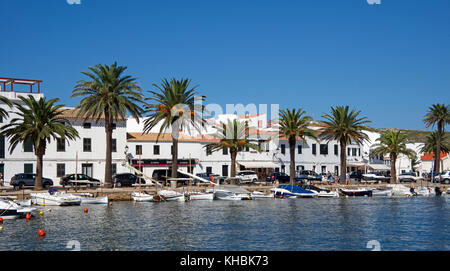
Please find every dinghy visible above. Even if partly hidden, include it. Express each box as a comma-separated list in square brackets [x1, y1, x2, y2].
[250, 191, 273, 199]
[212, 185, 252, 200]
[30, 189, 82, 206]
[414, 187, 432, 196]
[131, 191, 155, 202]
[0, 199, 36, 220]
[273, 185, 318, 198]
[340, 188, 373, 197]
[372, 187, 393, 197]
[157, 190, 187, 201]
[186, 192, 214, 200]
[75, 193, 109, 204]
[387, 184, 413, 197]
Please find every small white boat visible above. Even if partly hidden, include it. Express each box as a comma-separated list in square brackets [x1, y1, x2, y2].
[186, 192, 214, 200]
[131, 192, 155, 202]
[302, 185, 339, 198]
[14, 199, 32, 207]
[0, 199, 36, 220]
[75, 193, 108, 204]
[414, 187, 432, 196]
[340, 188, 373, 197]
[30, 190, 82, 206]
[372, 187, 393, 197]
[212, 185, 252, 200]
[157, 190, 186, 201]
[387, 184, 413, 197]
[250, 191, 273, 199]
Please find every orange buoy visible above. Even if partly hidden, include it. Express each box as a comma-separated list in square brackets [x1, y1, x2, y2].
[0, 217, 3, 224]
[83, 208, 88, 213]
[38, 229, 45, 237]
[26, 213, 31, 221]
[108, 201, 112, 206]
[280, 195, 284, 199]
[133, 201, 137, 205]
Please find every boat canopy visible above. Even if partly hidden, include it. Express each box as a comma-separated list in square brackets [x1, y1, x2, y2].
[278, 185, 315, 194]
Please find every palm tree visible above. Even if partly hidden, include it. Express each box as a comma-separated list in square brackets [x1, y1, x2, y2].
[72, 62, 144, 188]
[143, 78, 205, 179]
[0, 95, 12, 120]
[320, 106, 372, 183]
[423, 104, 450, 173]
[205, 119, 261, 181]
[278, 108, 318, 184]
[371, 131, 416, 184]
[0, 96, 79, 190]
[420, 131, 450, 171]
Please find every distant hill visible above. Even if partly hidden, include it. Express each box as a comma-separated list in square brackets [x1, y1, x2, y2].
[374, 128, 450, 145]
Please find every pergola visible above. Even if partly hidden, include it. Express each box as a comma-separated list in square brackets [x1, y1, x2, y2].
[0, 77, 42, 93]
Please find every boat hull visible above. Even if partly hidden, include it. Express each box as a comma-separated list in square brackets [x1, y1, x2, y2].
[187, 193, 214, 200]
[30, 193, 82, 206]
[81, 196, 108, 204]
[340, 189, 373, 197]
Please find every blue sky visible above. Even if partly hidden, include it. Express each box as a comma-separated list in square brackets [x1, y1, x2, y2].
[1, 0, 449, 130]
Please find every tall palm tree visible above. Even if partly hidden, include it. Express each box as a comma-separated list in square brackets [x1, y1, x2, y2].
[320, 106, 372, 183]
[205, 119, 261, 181]
[0, 96, 79, 190]
[143, 78, 205, 179]
[72, 62, 144, 188]
[278, 108, 318, 184]
[371, 131, 416, 184]
[420, 131, 449, 171]
[0, 95, 12, 120]
[423, 104, 450, 173]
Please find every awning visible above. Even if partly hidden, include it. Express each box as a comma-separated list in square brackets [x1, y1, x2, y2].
[368, 164, 390, 170]
[347, 162, 366, 167]
[238, 161, 278, 168]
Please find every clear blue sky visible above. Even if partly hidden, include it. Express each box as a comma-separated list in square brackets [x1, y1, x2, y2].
[1, 0, 449, 130]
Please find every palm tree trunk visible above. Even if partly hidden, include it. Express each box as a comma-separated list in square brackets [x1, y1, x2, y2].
[390, 153, 397, 184]
[289, 137, 296, 185]
[340, 140, 347, 184]
[34, 141, 46, 191]
[435, 122, 442, 173]
[104, 115, 113, 188]
[171, 137, 178, 178]
[230, 149, 237, 180]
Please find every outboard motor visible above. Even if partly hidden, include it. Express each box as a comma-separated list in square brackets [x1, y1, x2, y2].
[410, 187, 417, 196]
[48, 187, 58, 195]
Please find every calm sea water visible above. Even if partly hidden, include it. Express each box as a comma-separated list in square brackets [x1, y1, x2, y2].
[0, 197, 448, 251]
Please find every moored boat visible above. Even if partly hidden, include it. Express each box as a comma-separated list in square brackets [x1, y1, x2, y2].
[131, 191, 155, 202]
[302, 185, 339, 198]
[372, 187, 393, 197]
[75, 193, 109, 204]
[250, 191, 273, 199]
[387, 184, 413, 197]
[340, 188, 373, 197]
[0, 199, 36, 220]
[30, 189, 82, 206]
[273, 185, 318, 198]
[211, 185, 252, 200]
[186, 192, 214, 200]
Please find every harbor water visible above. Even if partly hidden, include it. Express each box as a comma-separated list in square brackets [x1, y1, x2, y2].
[0, 197, 448, 251]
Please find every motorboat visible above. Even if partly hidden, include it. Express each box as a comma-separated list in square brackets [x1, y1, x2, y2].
[211, 185, 252, 200]
[75, 193, 109, 204]
[340, 188, 373, 197]
[302, 185, 339, 198]
[15, 199, 32, 207]
[414, 187, 432, 196]
[131, 191, 156, 202]
[372, 186, 393, 197]
[387, 184, 413, 197]
[0, 199, 36, 220]
[186, 192, 214, 200]
[30, 189, 82, 206]
[273, 185, 318, 198]
[250, 191, 273, 199]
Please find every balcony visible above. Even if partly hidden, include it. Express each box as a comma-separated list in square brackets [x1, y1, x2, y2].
[0, 77, 44, 100]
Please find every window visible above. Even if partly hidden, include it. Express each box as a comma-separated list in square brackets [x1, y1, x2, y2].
[112, 139, 117, 152]
[352, 148, 357, 156]
[57, 138, 65, 152]
[358, 148, 361, 157]
[297, 145, 302, 154]
[112, 163, 117, 176]
[83, 138, 92, 152]
[0, 164, 4, 177]
[245, 146, 249, 152]
[320, 144, 328, 155]
[222, 165, 228, 177]
[321, 166, 327, 174]
[83, 123, 91, 129]
[136, 145, 142, 155]
[153, 145, 160, 155]
[335, 166, 339, 173]
[24, 138, 33, 152]
[281, 165, 285, 173]
[281, 144, 286, 155]
[312, 144, 317, 155]
[112, 123, 116, 130]
[0, 136, 4, 159]
[347, 148, 351, 156]
[82, 164, 93, 177]
[334, 144, 338, 156]
[57, 164, 65, 177]
[206, 167, 212, 174]
[296, 165, 304, 171]
[24, 163, 33, 174]
[223, 148, 228, 155]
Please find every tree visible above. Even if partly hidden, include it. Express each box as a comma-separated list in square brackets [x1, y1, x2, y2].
[423, 104, 450, 173]
[0, 96, 79, 190]
[0, 95, 12, 120]
[143, 78, 205, 179]
[371, 131, 416, 184]
[420, 131, 449, 171]
[72, 62, 144, 188]
[205, 119, 261, 181]
[320, 106, 372, 183]
[278, 108, 318, 184]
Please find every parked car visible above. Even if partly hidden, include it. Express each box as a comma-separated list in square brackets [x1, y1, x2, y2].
[397, 172, 423, 183]
[113, 173, 146, 187]
[349, 171, 363, 181]
[11, 173, 53, 190]
[266, 172, 290, 183]
[362, 172, 390, 183]
[152, 169, 191, 186]
[436, 171, 450, 184]
[196, 172, 215, 182]
[296, 170, 322, 182]
[60, 174, 100, 187]
[236, 170, 258, 184]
